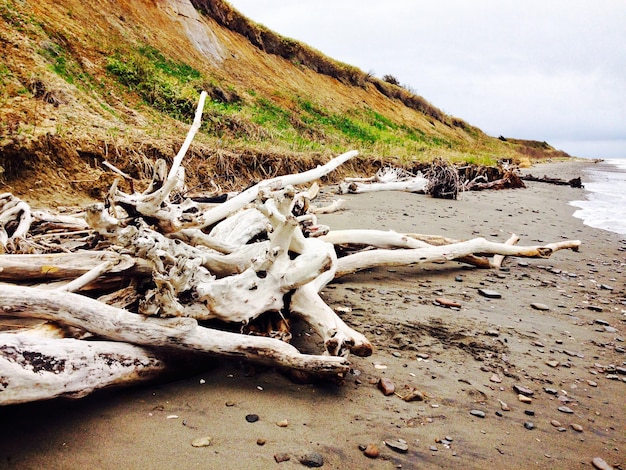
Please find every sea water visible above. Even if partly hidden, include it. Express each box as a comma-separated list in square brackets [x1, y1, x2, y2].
[570, 158, 626, 236]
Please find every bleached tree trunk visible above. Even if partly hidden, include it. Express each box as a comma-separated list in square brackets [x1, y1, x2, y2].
[0, 284, 350, 375]
[335, 237, 581, 277]
[0, 332, 169, 405]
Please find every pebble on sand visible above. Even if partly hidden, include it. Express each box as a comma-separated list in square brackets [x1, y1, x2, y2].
[274, 453, 290, 463]
[363, 443, 380, 459]
[384, 439, 409, 453]
[299, 452, 324, 468]
[531, 302, 550, 311]
[191, 436, 212, 448]
[518, 394, 532, 404]
[378, 377, 395, 396]
[558, 406, 574, 414]
[470, 409, 486, 418]
[545, 360, 560, 368]
[571, 423, 583, 432]
[513, 384, 534, 396]
[435, 297, 462, 308]
[478, 288, 502, 299]
[592, 457, 615, 470]
[524, 422, 535, 430]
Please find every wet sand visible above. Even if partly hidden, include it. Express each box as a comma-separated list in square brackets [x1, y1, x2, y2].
[1, 159, 624, 470]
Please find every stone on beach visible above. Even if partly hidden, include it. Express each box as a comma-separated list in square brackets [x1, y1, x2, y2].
[363, 443, 380, 458]
[592, 457, 615, 470]
[378, 377, 395, 396]
[478, 288, 502, 299]
[384, 439, 409, 453]
[530, 302, 550, 311]
[434, 297, 462, 308]
[299, 452, 324, 467]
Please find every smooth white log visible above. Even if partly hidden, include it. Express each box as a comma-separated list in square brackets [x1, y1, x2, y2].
[338, 177, 428, 194]
[0, 284, 350, 374]
[320, 230, 432, 249]
[0, 252, 144, 282]
[335, 237, 581, 277]
[0, 332, 168, 405]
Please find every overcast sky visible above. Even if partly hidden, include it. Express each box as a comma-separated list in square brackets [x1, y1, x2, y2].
[227, 0, 626, 159]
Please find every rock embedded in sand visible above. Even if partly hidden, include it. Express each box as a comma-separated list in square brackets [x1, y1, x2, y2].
[245, 414, 259, 423]
[299, 452, 324, 467]
[558, 406, 574, 414]
[378, 377, 395, 396]
[490, 373, 502, 383]
[478, 288, 502, 299]
[190, 436, 212, 447]
[363, 443, 380, 459]
[470, 409, 486, 418]
[274, 453, 290, 463]
[524, 422, 535, 430]
[518, 394, 532, 404]
[498, 399, 510, 411]
[571, 423, 583, 432]
[546, 360, 560, 368]
[531, 302, 550, 311]
[592, 457, 614, 470]
[551, 419, 562, 427]
[513, 385, 534, 396]
[276, 419, 289, 427]
[434, 297, 462, 308]
[384, 439, 409, 453]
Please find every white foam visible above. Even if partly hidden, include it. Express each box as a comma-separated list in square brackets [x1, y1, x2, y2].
[570, 158, 626, 236]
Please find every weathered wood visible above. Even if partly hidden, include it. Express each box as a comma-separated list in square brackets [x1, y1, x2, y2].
[521, 174, 583, 188]
[334, 237, 581, 277]
[0, 193, 32, 247]
[0, 252, 146, 282]
[0, 284, 350, 375]
[0, 331, 169, 405]
[339, 178, 428, 194]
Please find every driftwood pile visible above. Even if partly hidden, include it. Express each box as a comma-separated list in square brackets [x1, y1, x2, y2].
[0, 92, 582, 405]
[338, 158, 526, 198]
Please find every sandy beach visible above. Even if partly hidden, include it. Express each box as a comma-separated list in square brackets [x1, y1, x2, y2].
[0, 159, 624, 470]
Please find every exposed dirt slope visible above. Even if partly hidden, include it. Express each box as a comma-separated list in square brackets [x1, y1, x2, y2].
[0, 0, 571, 205]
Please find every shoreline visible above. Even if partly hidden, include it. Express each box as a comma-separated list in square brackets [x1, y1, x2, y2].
[1, 159, 624, 470]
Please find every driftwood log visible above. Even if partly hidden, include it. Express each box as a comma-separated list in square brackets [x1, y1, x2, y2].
[0, 92, 582, 404]
[521, 174, 583, 188]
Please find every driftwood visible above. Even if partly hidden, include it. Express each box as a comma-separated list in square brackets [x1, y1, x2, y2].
[521, 174, 583, 188]
[338, 166, 428, 194]
[425, 158, 460, 199]
[0, 92, 582, 404]
[465, 169, 526, 191]
[338, 161, 527, 197]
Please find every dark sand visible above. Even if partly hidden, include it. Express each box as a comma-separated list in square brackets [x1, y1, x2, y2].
[1, 159, 624, 470]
